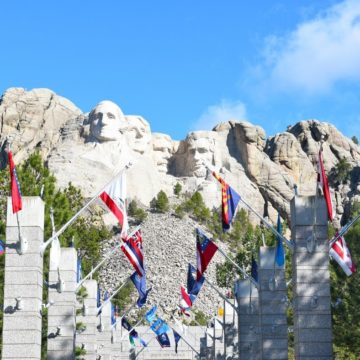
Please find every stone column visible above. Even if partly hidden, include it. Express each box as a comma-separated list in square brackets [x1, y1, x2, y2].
[75, 279, 98, 359]
[258, 246, 288, 360]
[47, 247, 77, 360]
[223, 299, 238, 359]
[235, 279, 260, 360]
[2, 197, 44, 360]
[291, 196, 333, 359]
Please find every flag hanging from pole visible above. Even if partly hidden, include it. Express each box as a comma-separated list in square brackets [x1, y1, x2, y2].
[111, 302, 116, 326]
[145, 306, 158, 324]
[130, 271, 151, 308]
[121, 237, 145, 277]
[196, 228, 218, 280]
[251, 255, 258, 283]
[317, 149, 333, 221]
[76, 256, 82, 283]
[157, 332, 171, 348]
[8, 151, 22, 213]
[212, 172, 241, 231]
[100, 172, 129, 237]
[330, 234, 356, 276]
[0, 240, 5, 256]
[173, 329, 181, 353]
[275, 214, 285, 266]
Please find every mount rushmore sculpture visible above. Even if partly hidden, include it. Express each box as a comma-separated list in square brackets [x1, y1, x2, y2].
[1, 87, 360, 226]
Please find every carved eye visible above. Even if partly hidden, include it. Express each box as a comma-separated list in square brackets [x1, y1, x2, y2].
[107, 112, 115, 119]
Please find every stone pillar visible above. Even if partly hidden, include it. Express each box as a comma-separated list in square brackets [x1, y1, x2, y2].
[291, 196, 333, 359]
[75, 279, 98, 359]
[47, 247, 77, 360]
[235, 279, 260, 360]
[258, 246, 288, 360]
[2, 197, 44, 360]
[223, 299, 238, 359]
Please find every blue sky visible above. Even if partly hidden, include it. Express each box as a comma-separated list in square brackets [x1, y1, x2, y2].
[1, 0, 360, 140]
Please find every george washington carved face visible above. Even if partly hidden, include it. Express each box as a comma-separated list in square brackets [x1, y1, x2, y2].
[89, 101, 126, 142]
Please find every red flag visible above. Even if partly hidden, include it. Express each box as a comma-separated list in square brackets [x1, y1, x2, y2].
[317, 150, 333, 221]
[196, 229, 218, 280]
[330, 234, 356, 276]
[100, 172, 128, 237]
[8, 151, 22, 213]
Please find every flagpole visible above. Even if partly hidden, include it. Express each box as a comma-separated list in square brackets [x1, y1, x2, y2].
[169, 322, 200, 356]
[134, 334, 156, 359]
[329, 212, 360, 247]
[205, 163, 293, 250]
[216, 246, 259, 289]
[97, 277, 130, 314]
[40, 161, 133, 256]
[76, 226, 140, 291]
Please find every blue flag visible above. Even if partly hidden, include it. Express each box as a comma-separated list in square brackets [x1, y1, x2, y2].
[130, 271, 151, 308]
[186, 263, 195, 293]
[275, 214, 285, 266]
[188, 264, 205, 303]
[111, 302, 116, 326]
[251, 255, 258, 283]
[121, 317, 132, 331]
[97, 286, 101, 309]
[145, 305, 157, 324]
[151, 318, 170, 336]
[173, 329, 181, 353]
[156, 332, 171, 348]
[76, 257, 82, 283]
[0, 240, 5, 256]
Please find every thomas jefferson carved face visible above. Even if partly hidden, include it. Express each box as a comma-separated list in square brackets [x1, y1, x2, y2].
[89, 101, 126, 142]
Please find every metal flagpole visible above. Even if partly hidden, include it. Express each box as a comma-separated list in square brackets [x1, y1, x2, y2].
[329, 212, 360, 247]
[97, 277, 131, 314]
[76, 226, 140, 291]
[40, 161, 133, 256]
[204, 163, 293, 250]
[216, 246, 259, 288]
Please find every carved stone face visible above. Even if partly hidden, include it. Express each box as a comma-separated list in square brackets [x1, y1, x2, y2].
[124, 115, 152, 155]
[186, 132, 216, 177]
[89, 101, 126, 142]
[152, 133, 173, 173]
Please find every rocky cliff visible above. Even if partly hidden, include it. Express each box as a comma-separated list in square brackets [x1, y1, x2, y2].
[1, 87, 359, 228]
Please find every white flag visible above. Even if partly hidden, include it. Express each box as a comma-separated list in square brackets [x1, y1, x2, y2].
[330, 235, 356, 276]
[100, 172, 129, 237]
[50, 237, 61, 270]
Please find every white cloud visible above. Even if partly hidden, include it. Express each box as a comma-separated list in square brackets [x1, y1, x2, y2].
[193, 99, 247, 131]
[261, 0, 360, 93]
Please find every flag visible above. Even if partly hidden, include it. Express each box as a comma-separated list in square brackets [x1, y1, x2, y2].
[196, 228, 218, 280]
[130, 329, 147, 347]
[50, 237, 61, 270]
[330, 234, 356, 276]
[275, 214, 285, 266]
[8, 151, 22, 213]
[151, 318, 170, 336]
[0, 240, 5, 255]
[100, 172, 129, 237]
[156, 332, 171, 348]
[121, 237, 145, 277]
[97, 286, 101, 309]
[186, 263, 195, 293]
[111, 302, 116, 326]
[130, 228, 142, 248]
[145, 306, 158, 324]
[173, 329, 181, 353]
[76, 256, 82, 283]
[122, 317, 132, 331]
[130, 271, 151, 308]
[251, 255, 258, 283]
[212, 172, 241, 231]
[317, 150, 333, 221]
